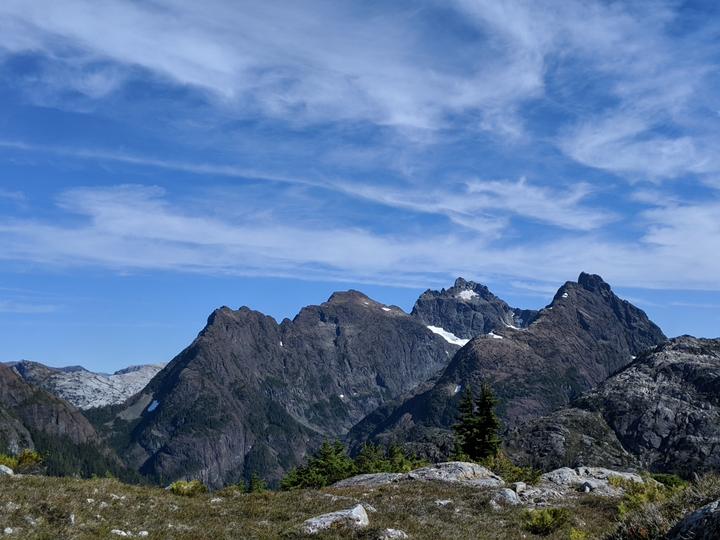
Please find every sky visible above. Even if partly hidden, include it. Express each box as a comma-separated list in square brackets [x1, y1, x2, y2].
[1, 0, 720, 373]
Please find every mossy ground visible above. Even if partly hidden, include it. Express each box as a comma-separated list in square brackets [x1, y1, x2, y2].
[0, 475, 622, 539]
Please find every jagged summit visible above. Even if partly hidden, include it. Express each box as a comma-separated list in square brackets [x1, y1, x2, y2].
[411, 277, 537, 339]
[345, 272, 666, 455]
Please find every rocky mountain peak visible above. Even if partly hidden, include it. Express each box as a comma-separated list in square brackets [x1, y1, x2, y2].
[346, 273, 667, 454]
[577, 272, 612, 295]
[411, 277, 537, 339]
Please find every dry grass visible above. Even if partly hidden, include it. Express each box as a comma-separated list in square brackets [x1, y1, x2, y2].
[0, 474, 644, 539]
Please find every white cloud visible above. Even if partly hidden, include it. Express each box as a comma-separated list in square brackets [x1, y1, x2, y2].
[0, 184, 718, 291]
[338, 177, 614, 232]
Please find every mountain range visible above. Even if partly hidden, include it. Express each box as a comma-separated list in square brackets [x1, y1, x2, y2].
[3, 272, 718, 489]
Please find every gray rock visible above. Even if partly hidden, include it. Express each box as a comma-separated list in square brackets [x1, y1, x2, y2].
[377, 529, 408, 539]
[332, 462, 503, 489]
[0, 464, 13, 475]
[301, 504, 369, 534]
[404, 462, 503, 486]
[512, 482, 526, 493]
[578, 480, 599, 492]
[665, 499, 720, 540]
[541, 467, 641, 487]
[493, 488, 521, 505]
[333, 473, 403, 488]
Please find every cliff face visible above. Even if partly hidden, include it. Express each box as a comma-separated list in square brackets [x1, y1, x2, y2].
[108, 290, 466, 488]
[0, 362, 99, 450]
[504, 336, 720, 476]
[345, 273, 666, 452]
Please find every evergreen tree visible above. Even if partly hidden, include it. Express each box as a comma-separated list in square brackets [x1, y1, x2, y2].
[451, 382, 501, 461]
[246, 471, 267, 493]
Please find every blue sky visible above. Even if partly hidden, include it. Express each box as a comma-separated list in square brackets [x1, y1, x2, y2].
[1, 0, 720, 373]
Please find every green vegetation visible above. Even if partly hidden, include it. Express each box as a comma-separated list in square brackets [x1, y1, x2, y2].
[169, 479, 208, 496]
[0, 448, 44, 473]
[452, 382, 501, 462]
[246, 471, 268, 493]
[604, 473, 720, 540]
[451, 382, 543, 484]
[479, 450, 543, 485]
[0, 468, 718, 539]
[279, 438, 425, 490]
[521, 507, 569, 535]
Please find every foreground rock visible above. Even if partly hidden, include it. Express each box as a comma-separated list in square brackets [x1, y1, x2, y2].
[301, 504, 369, 534]
[333, 462, 503, 488]
[665, 499, 720, 540]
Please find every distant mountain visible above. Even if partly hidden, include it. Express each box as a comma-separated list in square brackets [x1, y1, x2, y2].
[505, 335, 720, 476]
[0, 361, 140, 480]
[10, 361, 166, 410]
[345, 273, 666, 455]
[98, 290, 484, 488]
[411, 277, 538, 340]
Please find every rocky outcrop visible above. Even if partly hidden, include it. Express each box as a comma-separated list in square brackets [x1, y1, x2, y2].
[301, 504, 369, 534]
[411, 277, 537, 340]
[10, 361, 166, 410]
[332, 461, 503, 488]
[104, 290, 473, 488]
[504, 336, 720, 476]
[665, 499, 720, 540]
[503, 408, 641, 472]
[346, 273, 666, 453]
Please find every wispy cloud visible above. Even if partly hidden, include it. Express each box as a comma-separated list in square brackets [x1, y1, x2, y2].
[0, 184, 718, 291]
[0, 300, 58, 313]
[337, 177, 614, 232]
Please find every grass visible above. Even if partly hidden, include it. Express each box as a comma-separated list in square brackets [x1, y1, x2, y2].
[0, 473, 718, 539]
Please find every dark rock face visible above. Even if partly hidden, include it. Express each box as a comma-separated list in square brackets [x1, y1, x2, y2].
[502, 409, 641, 472]
[345, 273, 666, 453]
[109, 290, 464, 488]
[572, 336, 720, 475]
[501, 336, 720, 476]
[411, 277, 537, 339]
[0, 362, 100, 453]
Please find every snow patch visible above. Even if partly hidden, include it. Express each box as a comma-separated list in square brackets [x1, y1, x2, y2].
[339, 394, 344, 398]
[382, 307, 391, 312]
[147, 400, 159, 412]
[280, 341, 283, 347]
[562, 292, 568, 298]
[488, 332, 503, 339]
[454, 385, 462, 394]
[458, 290, 478, 301]
[427, 326, 470, 347]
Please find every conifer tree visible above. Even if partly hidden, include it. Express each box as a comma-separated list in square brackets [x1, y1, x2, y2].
[246, 471, 267, 493]
[451, 381, 501, 461]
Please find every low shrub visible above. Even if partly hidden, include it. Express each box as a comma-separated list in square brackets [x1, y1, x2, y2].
[480, 451, 543, 485]
[169, 479, 208, 496]
[0, 449, 44, 474]
[521, 507, 569, 535]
